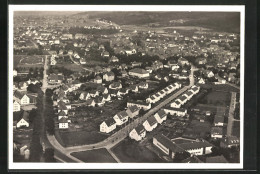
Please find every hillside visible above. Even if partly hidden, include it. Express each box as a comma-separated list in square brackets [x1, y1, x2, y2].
[75, 11, 240, 33]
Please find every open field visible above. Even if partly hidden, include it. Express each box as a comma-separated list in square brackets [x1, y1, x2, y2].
[200, 84, 240, 93]
[56, 63, 84, 72]
[56, 130, 108, 147]
[20, 55, 44, 65]
[183, 120, 211, 139]
[112, 138, 164, 163]
[71, 149, 117, 163]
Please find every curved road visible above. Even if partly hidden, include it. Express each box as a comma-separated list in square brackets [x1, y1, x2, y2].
[46, 65, 197, 162]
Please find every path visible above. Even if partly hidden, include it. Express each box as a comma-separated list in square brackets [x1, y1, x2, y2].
[227, 92, 237, 136]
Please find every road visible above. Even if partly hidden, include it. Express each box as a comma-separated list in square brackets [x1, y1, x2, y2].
[46, 65, 197, 162]
[227, 92, 237, 136]
[41, 56, 49, 93]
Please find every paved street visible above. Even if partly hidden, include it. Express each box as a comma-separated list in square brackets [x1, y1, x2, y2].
[227, 92, 237, 136]
[46, 65, 196, 162]
[41, 55, 49, 93]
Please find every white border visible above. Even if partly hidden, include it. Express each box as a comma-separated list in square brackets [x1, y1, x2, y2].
[8, 5, 245, 170]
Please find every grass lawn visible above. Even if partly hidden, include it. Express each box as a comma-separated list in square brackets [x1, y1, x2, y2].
[56, 130, 108, 147]
[20, 55, 44, 65]
[112, 138, 164, 163]
[232, 121, 240, 138]
[183, 120, 211, 139]
[71, 149, 117, 163]
[56, 63, 84, 72]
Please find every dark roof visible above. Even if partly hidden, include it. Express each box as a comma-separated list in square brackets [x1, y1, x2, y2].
[117, 111, 129, 119]
[59, 117, 68, 123]
[221, 136, 239, 145]
[105, 118, 116, 126]
[180, 141, 213, 150]
[128, 101, 150, 107]
[157, 109, 166, 118]
[129, 68, 149, 74]
[147, 116, 157, 126]
[135, 124, 146, 135]
[164, 106, 186, 112]
[206, 155, 228, 163]
[14, 91, 26, 99]
[211, 127, 223, 134]
[179, 95, 187, 101]
[128, 105, 139, 113]
[86, 99, 95, 105]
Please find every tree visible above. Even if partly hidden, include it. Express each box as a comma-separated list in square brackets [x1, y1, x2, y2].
[173, 151, 190, 163]
[29, 109, 37, 124]
[44, 148, 56, 162]
[27, 83, 41, 93]
[29, 134, 43, 162]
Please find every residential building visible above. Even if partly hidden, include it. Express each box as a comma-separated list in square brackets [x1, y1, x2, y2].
[127, 101, 151, 111]
[129, 125, 146, 141]
[154, 110, 167, 124]
[143, 115, 158, 132]
[13, 110, 29, 128]
[164, 107, 187, 117]
[220, 136, 240, 148]
[211, 127, 223, 139]
[129, 68, 150, 78]
[100, 118, 117, 133]
[113, 111, 129, 126]
[13, 100, 21, 112]
[13, 91, 30, 105]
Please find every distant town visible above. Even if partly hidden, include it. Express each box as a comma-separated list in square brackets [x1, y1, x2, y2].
[12, 11, 240, 164]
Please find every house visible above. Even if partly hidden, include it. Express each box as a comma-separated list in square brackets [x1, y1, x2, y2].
[176, 95, 188, 105]
[220, 136, 240, 148]
[143, 115, 158, 132]
[109, 82, 122, 90]
[154, 110, 167, 124]
[13, 70, 18, 77]
[170, 100, 181, 108]
[95, 96, 105, 106]
[79, 92, 91, 100]
[153, 135, 213, 159]
[102, 51, 110, 57]
[129, 68, 150, 78]
[129, 125, 146, 141]
[121, 70, 128, 77]
[13, 100, 21, 112]
[196, 57, 207, 65]
[13, 110, 29, 128]
[97, 86, 108, 94]
[214, 116, 224, 126]
[190, 86, 200, 94]
[126, 105, 140, 118]
[86, 99, 96, 107]
[80, 58, 87, 64]
[13, 91, 30, 105]
[127, 101, 151, 111]
[100, 118, 117, 133]
[58, 101, 68, 114]
[48, 74, 64, 85]
[211, 127, 223, 139]
[178, 57, 189, 66]
[125, 48, 136, 55]
[205, 155, 228, 163]
[103, 72, 115, 81]
[58, 111, 68, 120]
[94, 76, 102, 84]
[20, 145, 30, 160]
[118, 88, 128, 96]
[228, 73, 236, 82]
[113, 111, 129, 125]
[164, 107, 187, 117]
[198, 78, 206, 84]
[183, 91, 194, 100]
[103, 94, 111, 102]
[128, 85, 138, 93]
[138, 82, 149, 89]
[146, 95, 160, 104]
[204, 70, 214, 78]
[59, 117, 69, 129]
[110, 56, 119, 62]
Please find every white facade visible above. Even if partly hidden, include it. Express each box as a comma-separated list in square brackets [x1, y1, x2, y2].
[129, 129, 146, 141]
[59, 122, 68, 129]
[13, 100, 21, 112]
[16, 118, 29, 128]
[100, 121, 116, 133]
[113, 115, 128, 126]
[143, 120, 157, 132]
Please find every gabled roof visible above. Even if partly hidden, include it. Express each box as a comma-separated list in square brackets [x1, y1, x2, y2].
[58, 111, 67, 117]
[206, 155, 228, 163]
[14, 91, 26, 99]
[147, 115, 157, 126]
[128, 105, 139, 113]
[211, 127, 223, 134]
[164, 106, 186, 112]
[153, 134, 184, 153]
[135, 124, 146, 135]
[104, 118, 116, 127]
[157, 109, 166, 118]
[179, 95, 187, 101]
[129, 68, 149, 74]
[86, 99, 95, 105]
[13, 110, 29, 122]
[59, 117, 68, 123]
[116, 111, 129, 120]
[214, 116, 224, 124]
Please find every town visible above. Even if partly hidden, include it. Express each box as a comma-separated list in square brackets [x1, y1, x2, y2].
[12, 11, 240, 163]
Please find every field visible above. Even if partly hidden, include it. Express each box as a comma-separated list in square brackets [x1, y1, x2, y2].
[112, 138, 164, 163]
[56, 130, 108, 147]
[200, 84, 240, 93]
[71, 149, 117, 163]
[183, 120, 211, 139]
[14, 55, 44, 68]
[56, 63, 84, 72]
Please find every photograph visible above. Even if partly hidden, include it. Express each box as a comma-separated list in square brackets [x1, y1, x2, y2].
[8, 5, 245, 170]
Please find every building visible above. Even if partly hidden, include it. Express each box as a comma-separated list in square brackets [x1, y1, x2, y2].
[127, 101, 151, 111]
[154, 110, 167, 124]
[79, 92, 91, 100]
[103, 72, 115, 81]
[178, 57, 189, 66]
[153, 135, 213, 159]
[109, 82, 122, 90]
[59, 117, 69, 129]
[48, 74, 64, 85]
[126, 105, 140, 118]
[13, 110, 29, 128]
[211, 127, 223, 139]
[85, 99, 96, 107]
[164, 107, 187, 117]
[100, 118, 117, 133]
[220, 136, 240, 148]
[143, 115, 158, 132]
[113, 111, 129, 126]
[129, 68, 150, 78]
[170, 100, 182, 108]
[13, 100, 21, 112]
[214, 116, 225, 126]
[13, 91, 30, 105]
[94, 76, 102, 84]
[129, 125, 146, 141]
[138, 82, 149, 89]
